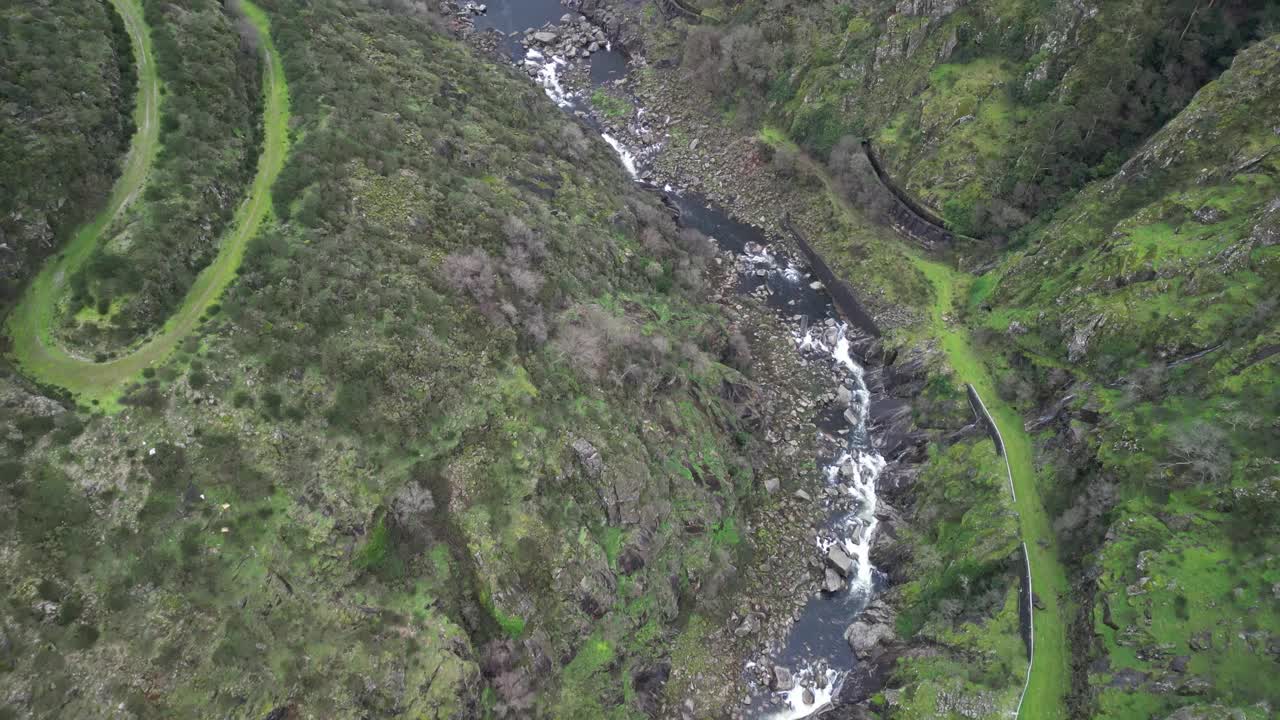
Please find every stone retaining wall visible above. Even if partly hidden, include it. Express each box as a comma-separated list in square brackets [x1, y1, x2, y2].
[782, 215, 882, 338]
[860, 141, 975, 251]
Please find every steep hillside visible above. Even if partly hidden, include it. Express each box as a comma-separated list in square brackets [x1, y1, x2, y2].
[974, 34, 1279, 719]
[0, 0, 136, 305]
[652, 0, 1279, 236]
[590, 1, 1278, 717]
[4, 0, 1277, 718]
[0, 1, 787, 717]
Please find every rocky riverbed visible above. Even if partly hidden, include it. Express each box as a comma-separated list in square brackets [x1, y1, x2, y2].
[459, 3, 944, 716]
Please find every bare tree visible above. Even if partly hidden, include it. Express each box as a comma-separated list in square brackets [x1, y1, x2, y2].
[1162, 420, 1232, 485]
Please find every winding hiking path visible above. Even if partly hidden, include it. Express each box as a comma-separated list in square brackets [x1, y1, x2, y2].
[6, 0, 289, 410]
[759, 129, 1070, 719]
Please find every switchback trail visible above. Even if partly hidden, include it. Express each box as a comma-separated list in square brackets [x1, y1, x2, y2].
[5, 0, 290, 410]
[759, 129, 1070, 719]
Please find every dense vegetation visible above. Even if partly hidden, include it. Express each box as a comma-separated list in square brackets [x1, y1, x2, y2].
[57, 0, 263, 356]
[670, 0, 1280, 236]
[889, 437, 1027, 718]
[973, 35, 1280, 719]
[3, 0, 1277, 717]
[0, 0, 135, 306]
[1, 1, 774, 716]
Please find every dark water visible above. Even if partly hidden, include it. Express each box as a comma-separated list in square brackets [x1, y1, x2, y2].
[590, 47, 627, 84]
[670, 193, 835, 322]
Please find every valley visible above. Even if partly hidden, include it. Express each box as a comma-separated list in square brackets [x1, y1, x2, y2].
[0, 1, 1275, 719]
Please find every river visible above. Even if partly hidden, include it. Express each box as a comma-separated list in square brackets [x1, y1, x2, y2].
[472, 3, 887, 716]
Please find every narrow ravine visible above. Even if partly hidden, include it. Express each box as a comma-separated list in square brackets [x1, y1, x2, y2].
[5, 0, 290, 410]
[476, 3, 891, 715]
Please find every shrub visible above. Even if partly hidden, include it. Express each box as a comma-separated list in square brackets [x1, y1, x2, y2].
[724, 331, 753, 373]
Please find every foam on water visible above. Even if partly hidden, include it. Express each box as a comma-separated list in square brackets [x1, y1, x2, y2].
[737, 246, 886, 719]
[511, 31, 887, 709]
[525, 49, 571, 107]
[601, 133, 639, 178]
[766, 667, 841, 720]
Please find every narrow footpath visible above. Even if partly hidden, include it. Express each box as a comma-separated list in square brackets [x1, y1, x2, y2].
[5, 0, 290, 411]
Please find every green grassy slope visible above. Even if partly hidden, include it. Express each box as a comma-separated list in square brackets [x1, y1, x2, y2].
[915, 258, 1071, 720]
[973, 34, 1280, 719]
[1, 0, 160, 329]
[5, 0, 289, 410]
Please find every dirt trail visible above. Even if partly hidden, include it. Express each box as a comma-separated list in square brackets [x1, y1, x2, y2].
[6, 0, 290, 411]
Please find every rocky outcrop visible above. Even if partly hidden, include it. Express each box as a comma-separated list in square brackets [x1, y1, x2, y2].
[521, 13, 612, 59]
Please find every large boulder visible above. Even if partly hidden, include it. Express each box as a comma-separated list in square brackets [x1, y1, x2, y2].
[844, 620, 894, 659]
[822, 568, 845, 593]
[826, 546, 855, 577]
[772, 665, 795, 692]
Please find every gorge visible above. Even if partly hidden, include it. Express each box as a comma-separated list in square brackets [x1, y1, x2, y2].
[0, 1, 1276, 719]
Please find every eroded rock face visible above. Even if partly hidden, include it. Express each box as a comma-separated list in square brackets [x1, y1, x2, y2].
[389, 482, 435, 542]
[571, 438, 603, 478]
[480, 640, 537, 718]
[575, 551, 617, 619]
[1161, 704, 1247, 720]
[1, 384, 67, 419]
[1066, 314, 1106, 363]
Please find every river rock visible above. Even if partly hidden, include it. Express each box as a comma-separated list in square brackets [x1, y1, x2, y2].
[836, 385, 852, 407]
[532, 31, 558, 44]
[826, 546, 855, 576]
[822, 568, 845, 593]
[802, 688, 815, 705]
[764, 477, 780, 494]
[839, 458, 858, 479]
[844, 620, 894, 659]
[772, 665, 795, 691]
